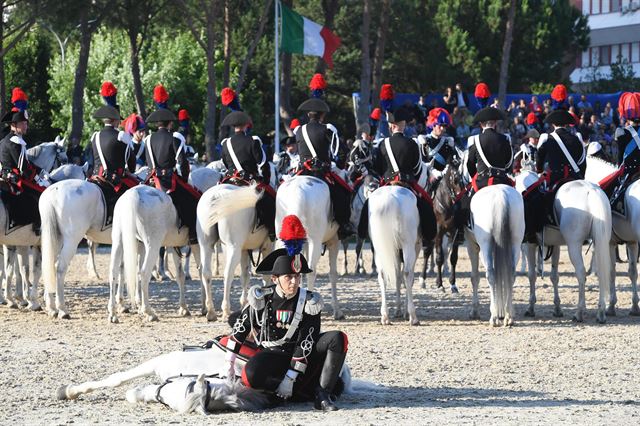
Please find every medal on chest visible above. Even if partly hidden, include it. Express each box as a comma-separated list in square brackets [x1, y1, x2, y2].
[275, 310, 292, 328]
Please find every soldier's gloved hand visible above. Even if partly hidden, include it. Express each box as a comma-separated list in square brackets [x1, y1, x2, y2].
[217, 352, 237, 380]
[276, 369, 298, 399]
[118, 130, 133, 146]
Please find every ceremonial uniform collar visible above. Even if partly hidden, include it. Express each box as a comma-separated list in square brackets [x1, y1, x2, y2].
[9, 134, 26, 146]
[275, 284, 299, 300]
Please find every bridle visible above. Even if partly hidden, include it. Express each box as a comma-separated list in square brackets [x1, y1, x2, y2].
[155, 374, 218, 409]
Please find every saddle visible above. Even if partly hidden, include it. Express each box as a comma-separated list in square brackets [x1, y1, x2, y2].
[471, 170, 514, 193]
[296, 159, 353, 193]
[1, 186, 41, 234]
[221, 171, 276, 199]
[89, 173, 139, 230]
[598, 166, 640, 216]
[382, 173, 433, 207]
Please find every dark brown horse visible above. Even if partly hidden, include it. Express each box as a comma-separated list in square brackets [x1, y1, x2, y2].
[422, 158, 467, 293]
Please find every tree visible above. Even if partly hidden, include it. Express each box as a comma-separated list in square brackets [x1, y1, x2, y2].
[498, 0, 517, 104]
[178, 0, 219, 159]
[356, 0, 371, 128]
[370, 0, 390, 108]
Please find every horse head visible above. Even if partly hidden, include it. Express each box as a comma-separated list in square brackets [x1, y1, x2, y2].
[26, 136, 69, 173]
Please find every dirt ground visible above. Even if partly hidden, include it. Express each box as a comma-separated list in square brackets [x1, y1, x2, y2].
[1, 244, 640, 425]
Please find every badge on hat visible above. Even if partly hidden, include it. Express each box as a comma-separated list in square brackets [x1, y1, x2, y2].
[291, 254, 302, 273]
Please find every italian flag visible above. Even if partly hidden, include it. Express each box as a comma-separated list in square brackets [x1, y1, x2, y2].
[280, 3, 341, 68]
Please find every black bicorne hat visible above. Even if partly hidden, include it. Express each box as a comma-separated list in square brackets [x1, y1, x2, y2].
[387, 106, 413, 124]
[1, 110, 28, 123]
[298, 98, 330, 113]
[473, 107, 506, 123]
[146, 108, 177, 123]
[255, 215, 313, 275]
[544, 109, 575, 126]
[221, 111, 252, 127]
[3, 87, 30, 123]
[93, 105, 122, 120]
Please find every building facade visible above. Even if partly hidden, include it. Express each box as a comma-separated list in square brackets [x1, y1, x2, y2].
[570, 0, 640, 84]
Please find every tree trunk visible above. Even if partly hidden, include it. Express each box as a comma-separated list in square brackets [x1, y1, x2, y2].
[356, 0, 372, 128]
[204, 1, 218, 160]
[218, 0, 231, 141]
[0, 10, 5, 119]
[315, 0, 340, 74]
[498, 0, 517, 106]
[279, 0, 294, 136]
[128, 30, 146, 118]
[70, 14, 93, 145]
[236, 0, 272, 94]
[371, 0, 390, 108]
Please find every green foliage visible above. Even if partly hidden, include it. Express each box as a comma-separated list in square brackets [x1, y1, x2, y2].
[580, 57, 640, 93]
[529, 82, 556, 94]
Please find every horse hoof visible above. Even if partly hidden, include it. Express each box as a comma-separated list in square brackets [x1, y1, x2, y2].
[524, 309, 535, 317]
[118, 306, 130, 314]
[146, 314, 159, 322]
[606, 307, 616, 317]
[185, 275, 192, 281]
[7, 301, 18, 309]
[572, 314, 583, 323]
[334, 312, 346, 320]
[489, 317, 500, 327]
[503, 316, 514, 327]
[596, 312, 607, 324]
[553, 310, 564, 318]
[178, 308, 191, 317]
[28, 302, 42, 312]
[47, 309, 58, 318]
[59, 312, 71, 320]
[109, 315, 119, 324]
[450, 285, 459, 294]
[206, 310, 218, 322]
[410, 319, 420, 326]
[380, 317, 391, 325]
[629, 306, 640, 316]
[56, 385, 70, 400]
[468, 311, 480, 320]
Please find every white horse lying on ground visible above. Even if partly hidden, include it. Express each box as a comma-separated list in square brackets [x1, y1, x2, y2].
[56, 339, 354, 414]
[368, 185, 421, 325]
[465, 184, 525, 326]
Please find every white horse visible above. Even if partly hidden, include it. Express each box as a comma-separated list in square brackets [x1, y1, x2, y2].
[56, 340, 353, 414]
[584, 155, 640, 316]
[515, 171, 612, 323]
[368, 185, 421, 325]
[107, 168, 223, 323]
[465, 185, 525, 326]
[196, 184, 273, 322]
[275, 175, 343, 319]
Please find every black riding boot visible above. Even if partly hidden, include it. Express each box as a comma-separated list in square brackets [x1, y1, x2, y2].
[256, 193, 276, 241]
[416, 197, 436, 244]
[357, 200, 369, 240]
[314, 350, 347, 412]
[329, 182, 355, 240]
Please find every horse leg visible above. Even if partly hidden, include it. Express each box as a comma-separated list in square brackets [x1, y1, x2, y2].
[3, 246, 17, 308]
[138, 241, 161, 322]
[108, 233, 124, 323]
[327, 239, 344, 320]
[184, 246, 192, 281]
[239, 251, 251, 308]
[16, 247, 31, 307]
[125, 384, 162, 405]
[30, 247, 42, 311]
[566, 243, 587, 322]
[157, 247, 171, 281]
[354, 237, 363, 275]
[442, 234, 450, 276]
[467, 241, 481, 320]
[519, 244, 528, 275]
[58, 356, 160, 400]
[171, 249, 190, 317]
[607, 244, 617, 317]
[222, 246, 242, 321]
[403, 242, 420, 326]
[479, 244, 499, 327]
[419, 243, 431, 289]
[551, 247, 562, 318]
[628, 243, 640, 315]
[199, 242, 217, 321]
[524, 243, 538, 317]
[214, 242, 221, 276]
[54, 240, 81, 319]
[449, 240, 460, 294]
[376, 267, 390, 325]
[435, 231, 445, 292]
[370, 242, 377, 276]
[394, 258, 403, 319]
[341, 240, 348, 276]
[86, 240, 101, 280]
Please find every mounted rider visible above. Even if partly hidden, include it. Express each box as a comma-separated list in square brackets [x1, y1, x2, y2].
[219, 215, 349, 411]
[418, 107, 456, 173]
[598, 92, 640, 209]
[123, 113, 147, 170]
[347, 122, 374, 185]
[220, 110, 276, 240]
[294, 83, 355, 239]
[358, 107, 437, 243]
[0, 87, 45, 233]
[274, 134, 300, 177]
[513, 128, 540, 173]
[144, 84, 200, 244]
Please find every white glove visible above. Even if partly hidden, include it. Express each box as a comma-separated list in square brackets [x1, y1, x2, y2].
[217, 352, 236, 379]
[117, 130, 133, 146]
[275, 369, 298, 399]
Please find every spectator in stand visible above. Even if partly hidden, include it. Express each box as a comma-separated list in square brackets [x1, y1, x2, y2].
[507, 100, 518, 119]
[517, 99, 528, 118]
[568, 95, 575, 110]
[601, 103, 613, 126]
[490, 97, 501, 109]
[454, 108, 470, 149]
[443, 86, 456, 113]
[416, 95, 428, 116]
[577, 95, 593, 115]
[593, 100, 602, 117]
[511, 115, 527, 140]
[455, 83, 469, 110]
[529, 95, 543, 116]
[577, 113, 591, 142]
[428, 98, 440, 113]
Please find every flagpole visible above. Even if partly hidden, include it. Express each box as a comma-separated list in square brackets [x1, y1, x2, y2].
[274, 0, 280, 155]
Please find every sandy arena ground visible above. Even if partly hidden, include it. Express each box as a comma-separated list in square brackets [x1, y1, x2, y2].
[1, 244, 640, 425]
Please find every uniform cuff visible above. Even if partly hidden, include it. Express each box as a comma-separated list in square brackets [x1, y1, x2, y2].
[290, 358, 307, 374]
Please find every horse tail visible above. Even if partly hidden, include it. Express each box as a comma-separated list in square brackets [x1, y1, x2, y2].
[205, 185, 262, 229]
[369, 194, 402, 291]
[492, 188, 515, 319]
[40, 192, 61, 296]
[119, 193, 140, 307]
[588, 185, 612, 304]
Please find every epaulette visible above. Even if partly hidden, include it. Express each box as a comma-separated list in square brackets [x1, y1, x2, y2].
[252, 135, 263, 143]
[304, 291, 324, 315]
[445, 136, 455, 147]
[247, 285, 273, 310]
[326, 123, 338, 135]
[538, 133, 549, 146]
[614, 127, 626, 140]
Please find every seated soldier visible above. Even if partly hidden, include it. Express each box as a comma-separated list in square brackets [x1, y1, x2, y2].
[220, 110, 276, 240]
[347, 123, 374, 185]
[145, 84, 200, 244]
[358, 107, 437, 244]
[0, 88, 45, 233]
[218, 215, 348, 412]
[295, 98, 355, 239]
[274, 135, 300, 177]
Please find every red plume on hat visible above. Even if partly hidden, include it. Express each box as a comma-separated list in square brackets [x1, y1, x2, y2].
[309, 73, 327, 98]
[100, 81, 118, 107]
[379, 84, 394, 112]
[178, 109, 190, 121]
[619, 92, 640, 121]
[474, 82, 490, 99]
[551, 84, 567, 102]
[280, 215, 307, 256]
[526, 112, 537, 125]
[370, 108, 382, 121]
[153, 84, 169, 108]
[426, 107, 451, 129]
[221, 87, 241, 111]
[11, 87, 28, 112]
[290, 118, 300, 130]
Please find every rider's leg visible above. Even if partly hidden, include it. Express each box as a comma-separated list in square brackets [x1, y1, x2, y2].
[256, 192, 276, 240]
[329, 182, 355, 239]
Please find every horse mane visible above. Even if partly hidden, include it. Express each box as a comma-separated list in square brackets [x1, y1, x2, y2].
[587, 154, 617, 168]
[202, 380, 271, 413]
[26, 142, 57, 171]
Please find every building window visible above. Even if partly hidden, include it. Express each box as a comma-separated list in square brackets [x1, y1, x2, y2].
[600, 45, 611, 65]
[621, 43, 630, 62]
[592, 0, 600, 13]
[612, 0, 622, 12]
[632, 42, 640, 63]
[590, 47, 599, 66]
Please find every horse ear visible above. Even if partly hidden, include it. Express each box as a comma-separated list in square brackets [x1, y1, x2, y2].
[55, 135, 64, 146]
